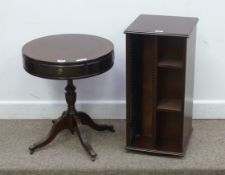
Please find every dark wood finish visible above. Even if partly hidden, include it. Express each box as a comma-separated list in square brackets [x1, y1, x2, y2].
[183, 26, 197, 151]
[157, 69, 184, 101]
[23, 34, 114, 79]
[23, 34, 115, 161]
[140, 36, 157, 138]
[125, 15, 198, 156]
[158, 59, 183, 69]
[125, 14, 198, 37]
[157, 36, 185, 69]
[157, 99, 182, 112]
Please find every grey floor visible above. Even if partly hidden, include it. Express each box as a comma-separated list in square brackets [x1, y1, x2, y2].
[0, 119, 224, 175]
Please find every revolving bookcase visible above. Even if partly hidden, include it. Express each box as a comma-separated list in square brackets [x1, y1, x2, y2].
[125, 15, 198, 156]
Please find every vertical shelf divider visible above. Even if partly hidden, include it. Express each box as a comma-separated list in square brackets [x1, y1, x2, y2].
[152, 36, 158, 148]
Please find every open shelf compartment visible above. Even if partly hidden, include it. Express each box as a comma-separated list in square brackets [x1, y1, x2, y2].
[126, 34, 157, 150]
[157, 68, 184, 112]
[157, 36, 186, 69]
[156, 111, 183, 153]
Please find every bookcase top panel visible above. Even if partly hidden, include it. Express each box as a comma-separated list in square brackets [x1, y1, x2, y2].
[125, 14, 198, 37]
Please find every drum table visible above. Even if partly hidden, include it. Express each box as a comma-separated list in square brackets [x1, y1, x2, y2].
[22, 34, 115, 161]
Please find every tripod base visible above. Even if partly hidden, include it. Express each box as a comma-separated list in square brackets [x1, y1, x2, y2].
[29, 111, 114, 161]
[29, 80, 114, 161]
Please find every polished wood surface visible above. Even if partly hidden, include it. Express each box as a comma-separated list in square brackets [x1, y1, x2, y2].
[125, 14, 198, 37]
[23, 34, 115, 161]
[157, 99, 182, 112]
[23, 34, 113, 64]
[23, 34, 114, 79]
[125, 15, 198, 156]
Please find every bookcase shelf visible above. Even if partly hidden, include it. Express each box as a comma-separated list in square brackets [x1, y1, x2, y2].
[132, 136, 154, 149]
[125, 14, 198, 156]
[157, 99, 182, 112]
[158, 58, 183, 69]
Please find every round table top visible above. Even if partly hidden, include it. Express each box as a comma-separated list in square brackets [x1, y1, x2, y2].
[22, 34, 114, 79]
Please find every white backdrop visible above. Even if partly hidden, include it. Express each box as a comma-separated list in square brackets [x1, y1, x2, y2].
[0, 0, 225, 119]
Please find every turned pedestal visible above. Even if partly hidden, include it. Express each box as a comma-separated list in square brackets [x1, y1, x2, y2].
[29, 80, 114, 160]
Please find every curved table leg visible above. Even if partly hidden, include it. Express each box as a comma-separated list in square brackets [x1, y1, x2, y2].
[52, 111, 67, 124]
[77, 111, 115, 132]
[74, 116, 97, 161]
[28, 80, 114, 161]
[29, 115, 72, 154]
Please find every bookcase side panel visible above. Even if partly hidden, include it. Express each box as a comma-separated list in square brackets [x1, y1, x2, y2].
[183, 26, 197, 151]
[126, 34, 140, 146]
